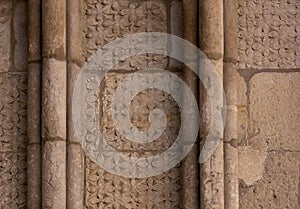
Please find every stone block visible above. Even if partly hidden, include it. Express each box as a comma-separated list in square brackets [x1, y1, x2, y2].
[239, 151, 300, 209]
[42, 58, 67, 140]
[199, 0, 224, 59]
[249, 72, 300, 151]
[42, 0, 66, 59]
[42, 141, 66, 208]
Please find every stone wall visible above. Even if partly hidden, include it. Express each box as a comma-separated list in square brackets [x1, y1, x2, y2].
[0, 0, 299, 208]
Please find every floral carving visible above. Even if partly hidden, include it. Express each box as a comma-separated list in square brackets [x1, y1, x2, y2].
[238, 0, 300, 69]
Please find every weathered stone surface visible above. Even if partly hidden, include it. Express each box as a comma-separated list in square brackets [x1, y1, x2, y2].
[249, 72, 300, 151]
[42, 141, 66, 208]
[0, 152, 27, 208]
[83, 0, 167, 55]
[238, 0, 300, 69]
[13, 0, 27, 71]
[27, 144, 41, 209]
[200, 140, 224, 209]
[85, 156, 182, 208]
[99, 72, 181, 152]
[42, 0, 66, 59]
[224, 143, 239, 209]
[42, 58, 67, 140]
[199, 0, 224, 59]
[28, 0, 41, 62]
[239, 151, 300, 209]
[0, 0, 12, 73]
[67, 0, 84, 66]
[83, 0, 168, 71]
[27, 63, 41, 144]
[238, 135, 267, 185]
[67, 144, 83, 209]
[224, 62, 238, 106]
[224, 0, 238, 61]
[0, 72, 27, 152]
[238, 72, 300, 208]
[67, 63, 81, 143]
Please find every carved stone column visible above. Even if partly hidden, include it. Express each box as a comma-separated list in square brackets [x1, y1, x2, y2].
[41, 0, 67, 208]
[224, 0, 239, 208]
[199, 0, 224, 208]
[27, 0, 42, 208]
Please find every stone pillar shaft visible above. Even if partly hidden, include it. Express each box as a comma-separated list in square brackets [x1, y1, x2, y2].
[67, 0, 84, 208]
[199, 0, 224, 208]
[41, 0, 67, 208]
[27, 0, 42, 208]
[181, 0, 199, 208]
[224, 0, 239, 208]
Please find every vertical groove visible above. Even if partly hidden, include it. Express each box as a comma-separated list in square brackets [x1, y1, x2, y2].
[27, 0, 42, 208]
[181, 0, 199, 208]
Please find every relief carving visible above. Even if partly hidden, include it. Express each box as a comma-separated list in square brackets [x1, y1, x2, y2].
[238, 0, 300, 69]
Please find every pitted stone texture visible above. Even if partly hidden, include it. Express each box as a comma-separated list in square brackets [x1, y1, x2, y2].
[238, 0, 300, 69]
[42, 59, 67, 140]
[42, 141, 66, 209]
[0, 73, 27, 152]
[85, 156, 182, 209]
[0, 0, 12, 73]
[239, 151, 300, 209]
[249, 72, 300, 151]
[98, 72, 181, 153]
[83, 0, 168, 71]
[0, 152, 27, 208]
[13, 0, 28, 71]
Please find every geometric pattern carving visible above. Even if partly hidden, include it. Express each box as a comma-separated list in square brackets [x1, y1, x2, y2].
[83, 0, 168, 71]
[101, 73, 181, 153]
[83, 1, 183, 207]
[85, 157, 182, 209]
[0, 73, 27, 152]
[0, 152, 27, 209]
[238, 0, 300, 69]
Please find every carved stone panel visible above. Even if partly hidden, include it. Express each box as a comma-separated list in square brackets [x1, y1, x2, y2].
[238, 0, 300, 69]
[82, 0, 184, 208]
[85, 157, 182, 209]
[0, 73, 27, 152]
[0, 152, 27, 208]
[83, 0, 168, 71]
